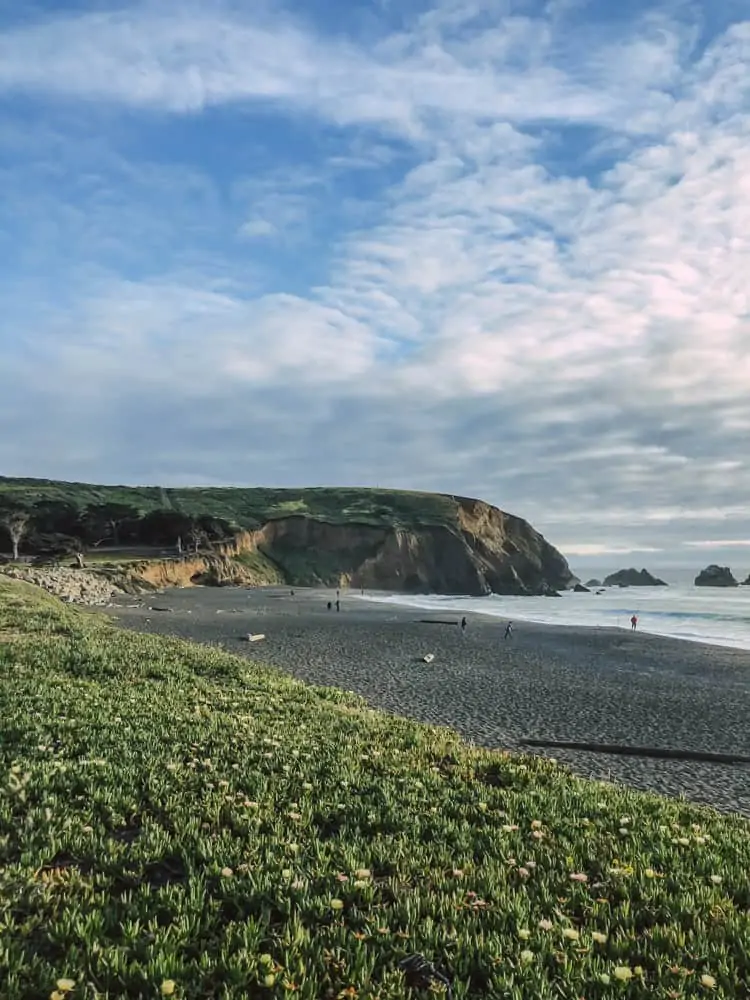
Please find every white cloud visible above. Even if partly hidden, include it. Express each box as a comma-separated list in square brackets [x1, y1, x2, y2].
[683, 540, 750, 549]
[0, 3, 657, 135]
[560, 544, 665, 557]
[1, 0, 750, 564]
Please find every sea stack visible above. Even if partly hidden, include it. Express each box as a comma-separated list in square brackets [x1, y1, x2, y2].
[603, 568, 668, 587]
[694, 565, 738, 588]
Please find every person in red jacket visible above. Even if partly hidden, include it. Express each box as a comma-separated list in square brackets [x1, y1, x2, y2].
[630, 614, 638, 630]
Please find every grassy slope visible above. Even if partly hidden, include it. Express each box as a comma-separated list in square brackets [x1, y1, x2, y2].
[0, 477, 459, 530]
[1, 579, 748, 1000]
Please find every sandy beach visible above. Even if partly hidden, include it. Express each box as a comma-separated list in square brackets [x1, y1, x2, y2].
[104, 586, 750, 816]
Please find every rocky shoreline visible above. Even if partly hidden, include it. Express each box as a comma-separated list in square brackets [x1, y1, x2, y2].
[0, 565, 127, 605]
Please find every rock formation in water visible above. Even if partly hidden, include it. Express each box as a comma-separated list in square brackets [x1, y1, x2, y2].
[603, 568, 668, 587]
[694, 565, 738, 588]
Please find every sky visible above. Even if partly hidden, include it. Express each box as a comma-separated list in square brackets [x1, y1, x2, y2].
[1, 0, 749, 574]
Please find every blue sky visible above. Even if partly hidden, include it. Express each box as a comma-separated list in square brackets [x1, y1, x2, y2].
[1, 0, 750, 572]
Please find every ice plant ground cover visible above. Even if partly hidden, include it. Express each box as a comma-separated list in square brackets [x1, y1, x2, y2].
[0, 579, 748, 999]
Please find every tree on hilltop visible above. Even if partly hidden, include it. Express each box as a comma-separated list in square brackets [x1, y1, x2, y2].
[0, 506, 30, 561]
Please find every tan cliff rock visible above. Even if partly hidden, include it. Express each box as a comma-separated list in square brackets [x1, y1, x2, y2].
[118, 496, 575, 597]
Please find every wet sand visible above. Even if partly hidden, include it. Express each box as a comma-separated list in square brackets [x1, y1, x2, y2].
[104, 586, 750, 816]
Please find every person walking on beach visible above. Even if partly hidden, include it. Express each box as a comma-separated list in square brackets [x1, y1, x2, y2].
[630, 614, 638, 631]
[504, 622, 513, 640]
[335, 598, 340, 613]
[461, 616, 467, 634]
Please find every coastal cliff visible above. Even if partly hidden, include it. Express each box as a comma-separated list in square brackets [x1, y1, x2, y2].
[0, 479, 575, 597]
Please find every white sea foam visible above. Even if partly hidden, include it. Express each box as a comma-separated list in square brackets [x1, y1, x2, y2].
[356, 585, 750, 651]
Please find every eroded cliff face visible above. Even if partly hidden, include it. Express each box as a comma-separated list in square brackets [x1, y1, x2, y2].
[235, 498, 572, 595]
[121, 495, 574, 596]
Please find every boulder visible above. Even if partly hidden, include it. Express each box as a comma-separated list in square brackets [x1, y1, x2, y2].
[694, 565, 738, 588]
[603, 568, 668, 587]
[585, 578, 601, 588]
[573, 583, 591, 593]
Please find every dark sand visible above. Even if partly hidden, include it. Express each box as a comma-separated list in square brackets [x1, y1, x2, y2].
[104, 586, 750, 816]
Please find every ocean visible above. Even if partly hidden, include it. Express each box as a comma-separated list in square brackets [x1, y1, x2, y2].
[357, 580, 750, 652]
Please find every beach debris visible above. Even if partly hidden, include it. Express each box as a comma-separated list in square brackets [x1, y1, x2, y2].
[422, 653, 435, 663]
[399, 954, 452, 999]
[149, 606, 173, 612]
[245, 633, 266, 643]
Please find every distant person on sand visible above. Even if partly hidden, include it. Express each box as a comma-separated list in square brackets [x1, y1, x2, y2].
[461, 616, 467, 633]
[336, 599, 340, 613]
[327, 601, 332, 611]
[631, 614, 638, 631]
[504, 622, 513, 640]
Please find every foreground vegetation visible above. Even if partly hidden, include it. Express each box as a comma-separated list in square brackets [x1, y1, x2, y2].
[1, 579, 748, 999]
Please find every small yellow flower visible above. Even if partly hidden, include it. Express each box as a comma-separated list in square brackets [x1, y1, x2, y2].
[161, 981, 176, 997]
[281, 869, 293, 879]
[530, 820, 543, 829]
[538, 919, 553, 931]
[570, 872, 588, 883]
[531, 830, 544, 840]
[354, 869, 371, 879]
[614, 966, 633, 981]
[331, 898, 345, 910]
[700, 975, 717, 989]
[353, 880, 368, 889]
[264, 974, 276, 987]
[259, 954, 274, 966]
[56, 981, 76, 994]
[710, 875, 722, 885]
[221, 867, 234, 878]
[644, 868, 656, 878]
[562, 928, 580, 940]
[592, 932, 608, 944]
[599, 974, 611, 985]
[677, 837, 690, 846]
[518, 928, 531, 940]
[634, 966, 644, 977]
[520, 949, 534, 964]
[51, 993, 65, 1000]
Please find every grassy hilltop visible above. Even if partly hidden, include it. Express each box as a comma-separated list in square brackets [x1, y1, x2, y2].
[0, 476, 460, 535]
[1, 577, 748, 999]
[0, 475, 575, 595]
